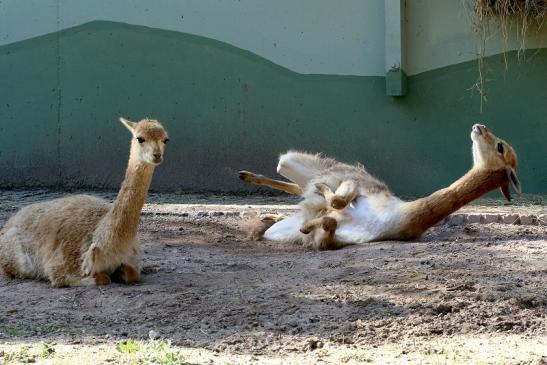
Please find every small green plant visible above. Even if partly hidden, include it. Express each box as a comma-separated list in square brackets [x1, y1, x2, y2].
[116, 339, 189, 365]
[116, 340, 142, 354]
[3, 346, 33, 364]
[37, 343, 56, 359]
[3, 343, 56, 364]
[0, 320, 24, 338]
[40, 323, 58, 334]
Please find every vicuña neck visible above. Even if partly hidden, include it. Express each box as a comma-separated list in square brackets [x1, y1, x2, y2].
[398, 167, 508, 239]
[107, 157, 155, 243]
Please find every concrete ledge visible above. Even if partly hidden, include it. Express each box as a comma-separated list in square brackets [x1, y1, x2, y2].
[142, 205, 546, 227]
[0, 190, 545, 227]
[443, 213, 546, 226]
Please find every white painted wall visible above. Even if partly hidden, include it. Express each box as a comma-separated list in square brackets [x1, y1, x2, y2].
[0, 0, 59, 45]
[0, 0, 386, 76]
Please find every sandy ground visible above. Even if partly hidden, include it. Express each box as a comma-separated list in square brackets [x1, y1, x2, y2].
[0, 190, 546, 364]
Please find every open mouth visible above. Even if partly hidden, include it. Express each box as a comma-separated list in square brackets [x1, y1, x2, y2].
[147, 157, 162, 165]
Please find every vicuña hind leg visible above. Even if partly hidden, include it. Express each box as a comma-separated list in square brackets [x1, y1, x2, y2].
[239, 170, 303, 195]
[245, 213, 285, 240]
[0, 235, 37, 279]
[111, 264, 141, 284]
[0, 253, 32, 279]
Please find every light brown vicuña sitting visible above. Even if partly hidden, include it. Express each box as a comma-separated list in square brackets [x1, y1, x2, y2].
[0, 117, 169, 286]
[240, 124, 520, 250]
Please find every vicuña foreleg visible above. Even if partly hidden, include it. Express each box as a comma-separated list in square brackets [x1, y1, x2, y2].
[315, 180, 358, 210]
[300, 215, 339, 250]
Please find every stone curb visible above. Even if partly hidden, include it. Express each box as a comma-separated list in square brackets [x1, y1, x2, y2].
[443, 213, 547, 227]
[143, 210, 547, 227]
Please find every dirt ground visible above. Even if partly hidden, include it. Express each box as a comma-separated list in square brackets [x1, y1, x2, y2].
[0, 190, 546, 364]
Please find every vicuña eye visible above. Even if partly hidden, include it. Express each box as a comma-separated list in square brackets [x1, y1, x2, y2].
[496, 142, 504, 154]
[137, 137, 145, 143]
[163, 138, 169, 144]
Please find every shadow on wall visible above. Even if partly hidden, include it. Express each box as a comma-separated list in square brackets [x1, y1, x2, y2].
[0, 21, 545, 195]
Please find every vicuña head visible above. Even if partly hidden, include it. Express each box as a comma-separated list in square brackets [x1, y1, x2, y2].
[471, 123, 521, 201]
[120, 117, 169, 165]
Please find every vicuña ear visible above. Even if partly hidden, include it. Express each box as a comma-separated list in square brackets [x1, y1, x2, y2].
[500, 184, 511, 202]
[507, 167, 522, 194]
[119, 117, 137, 134]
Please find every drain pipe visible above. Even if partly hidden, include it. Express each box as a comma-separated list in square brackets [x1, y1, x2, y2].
[385, 0, 407, 96]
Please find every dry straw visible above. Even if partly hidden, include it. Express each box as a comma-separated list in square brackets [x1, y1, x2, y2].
[463, 0, 547, 110]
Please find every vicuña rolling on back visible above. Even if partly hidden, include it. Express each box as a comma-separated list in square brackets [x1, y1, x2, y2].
[240, 124, 521, 250]
[0, 117, 169, 287]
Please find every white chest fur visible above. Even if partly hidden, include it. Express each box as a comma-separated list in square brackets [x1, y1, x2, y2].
[333, 195, 404, 243]
[264, 195, 405, 244]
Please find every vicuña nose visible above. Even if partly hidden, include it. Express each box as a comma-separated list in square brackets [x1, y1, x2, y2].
[472, 124, 485, 134]
[154, 153, 162, 161]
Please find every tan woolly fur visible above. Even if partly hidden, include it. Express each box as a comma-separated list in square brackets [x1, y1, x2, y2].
[0, 117, 169, 286]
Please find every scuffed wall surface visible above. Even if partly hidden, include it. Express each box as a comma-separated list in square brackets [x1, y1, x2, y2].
[406, 0, 547, 75]
[0, 22, 545, 195]
[0, 1, 546, 195]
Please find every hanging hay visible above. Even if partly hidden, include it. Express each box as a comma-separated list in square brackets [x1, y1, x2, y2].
[477, 0, 547, 19]
[464, 0, 547, 110]
[474, 0, 547, 48]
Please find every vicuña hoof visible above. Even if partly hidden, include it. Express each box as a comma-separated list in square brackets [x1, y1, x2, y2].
[93, 272, 112, 286]
[331, 196, 349, 210]
[300, 225, 314, 234]
[111, 264, 140, 284]
[321, 216, 338, 232]
[300, 218, 321, 234]
[238, 170, 258, 183]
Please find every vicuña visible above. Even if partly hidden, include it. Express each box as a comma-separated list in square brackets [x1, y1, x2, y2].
[239, 124, 521, 250]
[0, 117, 169, 286]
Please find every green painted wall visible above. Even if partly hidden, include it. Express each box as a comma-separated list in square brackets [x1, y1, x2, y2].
[0, 21, 545, 195]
